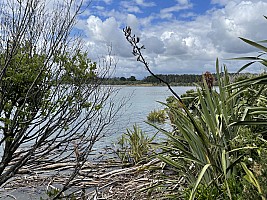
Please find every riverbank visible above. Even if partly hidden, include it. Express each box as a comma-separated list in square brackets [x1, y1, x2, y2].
[1, 148, 165, 199]
[105, 82, 197, 87]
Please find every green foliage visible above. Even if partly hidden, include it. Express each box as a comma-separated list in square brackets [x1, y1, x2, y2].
[166, 89, 198, 113]
[143, 74, 203, 85]
[57, 50, 97, 85]
[122, 18, 267, 200]
[0, 0, 119, 194]
[120, 76, 127, 81]
[0, 42, 50, 137]
[147, 109, 166, 123]
[40, 187, 78, 200]
[0, 37, 105, 187]
[115, 125, 156, 165]
[183, 175, 260, 200]
[0, 41, 97, 134]
[1, 42, 47, 106]
[127, 75, 137, 81]
[180, 89, 198, 107]
[150, 61, 267, 199]
[46, 188, 61, 199]
[156, 24, 267, 198]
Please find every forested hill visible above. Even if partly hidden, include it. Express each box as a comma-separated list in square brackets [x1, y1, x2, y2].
[142, 74, 203, 85]
[106, 73, 253, 86]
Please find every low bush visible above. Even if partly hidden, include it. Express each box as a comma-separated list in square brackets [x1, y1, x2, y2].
[114, 124, 156, 165]
[147, 109, 166, 123]
[123, 21, 267, 199]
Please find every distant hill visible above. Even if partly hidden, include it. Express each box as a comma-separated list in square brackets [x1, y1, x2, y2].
[105, 73, 257, 86]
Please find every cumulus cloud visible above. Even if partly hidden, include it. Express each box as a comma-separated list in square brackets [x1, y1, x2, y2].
[211, 0, 229, 5]
[85, 15, 132, 58]
[82, 0, 267, 78]
[176, 0, 190, 5]
[120, 1, 150, 13]
[161, 33, 188, 56]
[211, 0, 263, 5]
[135, 0, 155, 7]
[126, 14, 140, 33]
[160, 4, 193, 15]
[120, 1, 142, 13]
[102, 0, 112, 4]
[209, 1, 267, 53]
[143, 36, 165, 54]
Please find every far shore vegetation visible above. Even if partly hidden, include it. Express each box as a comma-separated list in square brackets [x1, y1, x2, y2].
[105, 72, 257, 86]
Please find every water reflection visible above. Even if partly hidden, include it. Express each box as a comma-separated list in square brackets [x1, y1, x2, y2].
[95, 86, 195, 149]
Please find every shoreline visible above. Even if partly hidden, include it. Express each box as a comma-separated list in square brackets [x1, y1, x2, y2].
[104, 83, 197, 87]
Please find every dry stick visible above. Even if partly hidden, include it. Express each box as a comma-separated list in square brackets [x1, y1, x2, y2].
[123, 27, 184, 104]
[123, 26, 215, 167]
[99, 158, 160, 179]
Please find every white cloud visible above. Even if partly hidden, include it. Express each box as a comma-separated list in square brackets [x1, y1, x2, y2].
[160, 4, 193, 15]
[211, 0, 265, 6]
[143, 36, 165, 54]
[98, 9, 127, 21]
[209, 1, 267, 53]
[176, 0, 190, 5]
[94, 6, 105, 11]
[211, 0, 229, 5]
[102, 0, 112, 4]
[180, 12, 197, 18]
[120, 1, 142, 13]
[126, 14, 140, 33]
[85, 15, 132, 58]
[81, 0, 267, 78]
[135, 0, 155, 7]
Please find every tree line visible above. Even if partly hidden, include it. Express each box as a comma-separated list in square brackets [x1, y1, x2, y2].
[106, 73, 254, 86]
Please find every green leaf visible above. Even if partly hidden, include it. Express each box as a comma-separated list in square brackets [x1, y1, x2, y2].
[239, 37, 267, 52]
[158, 155, 184, 169]
[237, 61, 256, 73]
[230, 57, 260, 60]
[241, 162, 264, 199]
[222, 149, 232, 199]
[230, 121, 267, 126]
[189, 163, 212, 200]
[221, 149, 227, 176]
[227, 74, 267, 89]
[258, 40, 267, 43]
[228, 146, 258, 153]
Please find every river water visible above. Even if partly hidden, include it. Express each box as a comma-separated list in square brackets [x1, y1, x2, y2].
[95, 86, 195, 150]
[0, 86, 195, 199]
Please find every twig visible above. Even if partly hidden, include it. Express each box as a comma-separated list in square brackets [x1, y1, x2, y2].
[6, 194, 17, 200]
[123, 26, 216, 166]
[99, 158, 160, 178]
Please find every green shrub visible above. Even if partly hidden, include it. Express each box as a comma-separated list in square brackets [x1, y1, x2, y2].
[115, 125, 156, 165]
[180, 89, 198, 108]
[151, 63, 267, 199]
[147, 109, 166, 123]
[123, 20, 267, 200]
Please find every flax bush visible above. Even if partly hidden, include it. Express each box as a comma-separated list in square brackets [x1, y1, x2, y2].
[115, 124, 156, 165]
[123, 19, 267, 199]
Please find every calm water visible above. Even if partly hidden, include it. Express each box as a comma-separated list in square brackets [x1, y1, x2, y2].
[0, 86, 195, 199]
[96, 86, 195, 149]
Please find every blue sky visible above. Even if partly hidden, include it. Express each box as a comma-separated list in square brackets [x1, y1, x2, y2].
[77, 0, 267, 79]
[91, 0, 221, 22]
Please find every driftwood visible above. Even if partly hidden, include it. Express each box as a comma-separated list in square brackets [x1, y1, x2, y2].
[2, 155, 168, 199]
[98, 158, 161, 178]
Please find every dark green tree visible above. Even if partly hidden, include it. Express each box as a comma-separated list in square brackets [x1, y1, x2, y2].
[0, 0, 120, 198]
[127, 75, 137, 81]
[120, 76, 127, 81]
